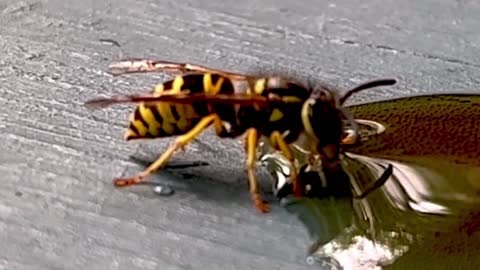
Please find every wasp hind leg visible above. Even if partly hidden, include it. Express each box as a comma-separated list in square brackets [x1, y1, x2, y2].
[269, 131, 301, 197]
[114, 114, 219, 187]
[245, 128, 270, 213]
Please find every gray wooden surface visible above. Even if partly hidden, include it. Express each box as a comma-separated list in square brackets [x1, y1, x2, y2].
[1, 0, 479, 269]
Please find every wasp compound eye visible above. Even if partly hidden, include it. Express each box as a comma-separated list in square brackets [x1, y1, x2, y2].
[308, 99, 343, 148]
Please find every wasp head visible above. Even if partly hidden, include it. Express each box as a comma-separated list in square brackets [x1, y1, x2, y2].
[300, 78, 397, 165]
[301, 88, 344, 165]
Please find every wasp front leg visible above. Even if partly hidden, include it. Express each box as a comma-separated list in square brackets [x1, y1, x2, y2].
[108, 58, 250, 80]
[114, 114, 218, 187]
[339, 107, 360, 146]
[245, 128, 270, 213]
[269, 131, 301, 197]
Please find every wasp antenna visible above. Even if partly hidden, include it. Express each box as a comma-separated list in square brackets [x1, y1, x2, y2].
[340, 78, 397, 105]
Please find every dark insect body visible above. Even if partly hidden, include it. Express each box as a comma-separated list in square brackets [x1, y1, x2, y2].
[85, 58, 396, 213]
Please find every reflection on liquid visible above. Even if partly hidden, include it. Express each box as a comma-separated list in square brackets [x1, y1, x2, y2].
[260, 149, 414, 269]
[258, 94, 480, 269]
[349, 153, 480, 215]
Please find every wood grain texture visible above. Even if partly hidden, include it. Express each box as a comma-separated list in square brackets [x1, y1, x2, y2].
[1, 0, 479, 269]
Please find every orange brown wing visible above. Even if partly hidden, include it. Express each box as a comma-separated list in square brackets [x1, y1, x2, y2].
[108, 58, 253, 81]
[84, 92, 281, 111]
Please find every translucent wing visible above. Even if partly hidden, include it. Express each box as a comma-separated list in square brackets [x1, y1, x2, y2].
[108, 58, 253, 81]
[84, 92, 277, 110]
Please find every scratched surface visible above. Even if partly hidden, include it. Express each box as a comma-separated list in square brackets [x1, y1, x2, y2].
[1, 0, 480, 269]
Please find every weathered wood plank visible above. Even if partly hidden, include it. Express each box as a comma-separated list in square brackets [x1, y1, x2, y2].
[1, 0, 479, 269]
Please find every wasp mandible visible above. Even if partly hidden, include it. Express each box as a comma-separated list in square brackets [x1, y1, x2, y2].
[86, 58, 396, 213]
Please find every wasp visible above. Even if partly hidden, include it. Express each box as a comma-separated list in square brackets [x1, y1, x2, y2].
[85, 58, 396, 213]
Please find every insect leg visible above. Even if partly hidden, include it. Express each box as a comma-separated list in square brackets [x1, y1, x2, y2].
[113, 114, 219, 187]
[108, 58, 250, 80]
[269, 131, 301, 197]
[354, 164, 393, 199]
[245, 128, 270, 213]
[340, 107, 360, 145]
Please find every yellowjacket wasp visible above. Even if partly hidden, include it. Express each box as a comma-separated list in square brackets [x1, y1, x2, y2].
[86, 58, 396, 213]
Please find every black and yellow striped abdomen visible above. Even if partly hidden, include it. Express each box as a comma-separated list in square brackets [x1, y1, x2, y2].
[125, 73, 234, 140]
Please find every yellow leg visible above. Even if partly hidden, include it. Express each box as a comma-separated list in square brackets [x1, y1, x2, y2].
[213, 116, 224, 135]
[114, 114, 218, 187]
[269, 131, 301, 196]
[245, 128, 270, 213]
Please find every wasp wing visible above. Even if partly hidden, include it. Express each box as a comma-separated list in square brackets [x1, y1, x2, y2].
[108, 58, 253, 81]
[84, 92, 283, 110]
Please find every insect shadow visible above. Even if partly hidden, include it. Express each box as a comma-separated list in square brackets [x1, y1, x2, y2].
[126, 154, 279, 209]
[264, 152, 393, 266]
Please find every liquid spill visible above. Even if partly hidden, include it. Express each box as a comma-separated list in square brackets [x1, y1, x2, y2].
[259, 94, 480, 269]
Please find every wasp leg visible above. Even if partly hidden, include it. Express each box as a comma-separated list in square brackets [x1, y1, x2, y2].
[114, 114, 219, 187]
[108, 58, 250, 80]
[354, 164, 393, 199]
[269, 131, 301, 197]
[245, 128, 270, 213]
[340, 107, 360, 145]
[341, 133, 358, 145]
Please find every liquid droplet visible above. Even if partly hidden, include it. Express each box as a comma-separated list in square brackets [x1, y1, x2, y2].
[153, 185, 175, 196]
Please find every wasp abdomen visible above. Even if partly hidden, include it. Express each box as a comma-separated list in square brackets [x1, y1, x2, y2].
[125, 102, 202, 140]
[125, 73, 237, 140]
